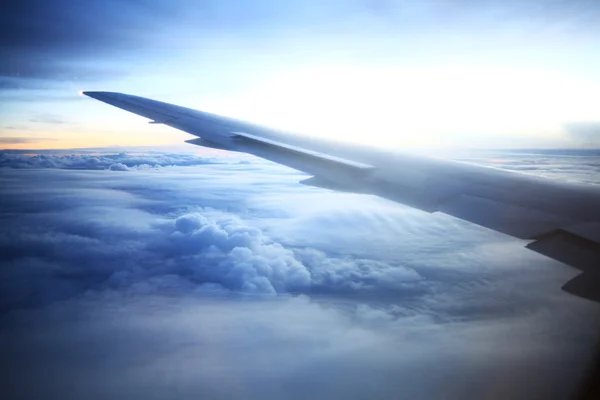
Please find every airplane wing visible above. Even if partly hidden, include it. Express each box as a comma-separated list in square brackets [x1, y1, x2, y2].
[84, 91, 600, 302]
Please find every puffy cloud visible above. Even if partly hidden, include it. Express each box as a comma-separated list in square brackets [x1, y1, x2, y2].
[168, 212, 311, 293]
[0, 148, 599, 399]
[108, 162, 129, 171]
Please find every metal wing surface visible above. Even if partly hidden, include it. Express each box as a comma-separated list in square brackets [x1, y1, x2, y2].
[84, 91, 600, 302]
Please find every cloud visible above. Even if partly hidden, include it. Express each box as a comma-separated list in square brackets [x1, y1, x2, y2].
[0, 137, 56, 144]
[3, 292, 594, 400]
[0, 1, 169, 82]
[449, 148, 600, 184]
[108, 162, 129, 171]
[28, 113, 67, 124]
[4, 148, 600, 186]
[565, 122, 600, 147]
[0, 150, 241, 169]
[0, 148, 599, 399]
[0, 171, 425, 310]
[4, 0, 600, 86]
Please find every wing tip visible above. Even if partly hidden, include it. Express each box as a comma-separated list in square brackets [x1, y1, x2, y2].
[82, 91, 105, 99]
[82, 91, 125, 100]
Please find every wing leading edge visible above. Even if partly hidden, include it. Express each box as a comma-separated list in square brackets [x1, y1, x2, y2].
[84, 91, 600, 302]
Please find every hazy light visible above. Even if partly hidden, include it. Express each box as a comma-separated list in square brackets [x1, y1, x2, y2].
[212, 65, 600, 147]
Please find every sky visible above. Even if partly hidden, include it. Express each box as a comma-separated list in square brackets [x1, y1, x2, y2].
[2, 0, 600, 149]
[1, 147, 600, 399]
[2, 3, 600, 398]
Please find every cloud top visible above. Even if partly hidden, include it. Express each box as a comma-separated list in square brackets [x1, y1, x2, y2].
[1, 149, 598, 399]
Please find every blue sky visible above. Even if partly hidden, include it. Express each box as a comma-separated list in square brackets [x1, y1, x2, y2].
[2, 0, 600, 148]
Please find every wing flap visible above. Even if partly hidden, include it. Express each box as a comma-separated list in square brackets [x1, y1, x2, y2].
[527, 225, 600, 271]
[299, 176, 364, 193]
[562, 272, 600, 303]
[229, 131, 375, 186]
[437, 194, 577, 239]
[185, 137, 232, 151]
[231, 131, 374, 171]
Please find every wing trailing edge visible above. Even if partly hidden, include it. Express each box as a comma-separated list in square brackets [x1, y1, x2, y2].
[84, 91, 600, 303]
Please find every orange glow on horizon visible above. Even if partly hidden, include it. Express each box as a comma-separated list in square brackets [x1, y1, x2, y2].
[2, 138, 185, 150]
[1, 124, 192, 150]
[1, 135, 187, 151]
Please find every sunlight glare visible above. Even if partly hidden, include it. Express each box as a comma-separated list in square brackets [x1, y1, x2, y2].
[221, 65, 600, 148]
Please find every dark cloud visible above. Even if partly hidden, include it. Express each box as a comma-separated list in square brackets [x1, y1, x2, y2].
[0, 55, 128, 83]
[0, 0, 172, 80]
[0, 149, 599, 399]
[3, 0, 600, 85]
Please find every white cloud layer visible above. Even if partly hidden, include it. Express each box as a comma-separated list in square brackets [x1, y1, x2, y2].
[0, 148, 599, 399]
